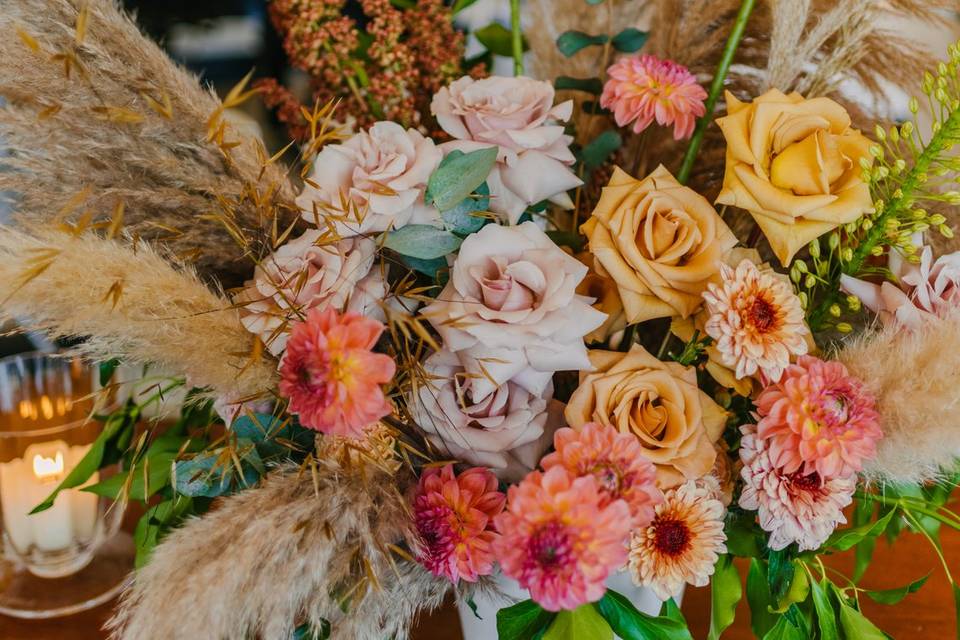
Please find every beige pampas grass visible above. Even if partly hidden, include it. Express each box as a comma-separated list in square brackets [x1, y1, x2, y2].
[107, 462, 449, 640]
[838, 311, 960, 484]
[0, 227, 276, 400]
[0, 0, 300, 285]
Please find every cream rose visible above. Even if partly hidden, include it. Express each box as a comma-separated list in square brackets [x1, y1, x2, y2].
[565, 344, 727, 488]
[431, 75, 583, 224]
[583, 165, 737, 323]
[715, 89, 873, 265]
[238, 230, 375, 355]
[410, 349, 558, 481]
[423, 222, 606, 401]
[296, 121, 442, 236]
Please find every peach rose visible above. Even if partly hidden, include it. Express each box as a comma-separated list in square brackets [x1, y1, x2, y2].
[575, 251, 628, 345]
[582, 165, 737, 323]
[431, 75, 582, 224]
[239, 230, 375, 355]
[564, 344, 727, 488]
[422, 222, 606, 401]
[410, 349, 559, 482]
[715, 89, 873, 265]
[297, 121, 442, 236]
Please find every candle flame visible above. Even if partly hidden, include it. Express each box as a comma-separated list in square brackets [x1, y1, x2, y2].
[32, 451, 65, 480]
[40, 395, 54, 420]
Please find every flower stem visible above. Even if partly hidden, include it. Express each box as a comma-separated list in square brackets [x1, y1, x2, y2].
[675, 0, 757, 185]
[510, 0, 523, 76]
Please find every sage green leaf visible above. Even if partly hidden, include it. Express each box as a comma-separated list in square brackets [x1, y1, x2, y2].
[496, 599, 555, 640]
[475, 23, 528, 56]
[582, 131, 622, 170]
[837, 600, 887, 640]
[747, 559, 778, 637]
[865, 573, 930, 605]
[425, 147, 498, 211]
[611, 28, 649, 53]
[824, 508, 896, 551]
[708, 555, 742, 640]
[382, 225, 463, 260]
[810, 579, 839, 640]
[556, 31, 608, 57]
[544, 605, 613, 640]
[441, 183, 490, 235]
[594, 590, 691, 640]
[555, 76, 604, 95]
[397, 254, 447, 279]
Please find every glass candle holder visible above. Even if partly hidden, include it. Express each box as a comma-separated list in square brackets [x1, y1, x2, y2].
[0, 352, 134, 619]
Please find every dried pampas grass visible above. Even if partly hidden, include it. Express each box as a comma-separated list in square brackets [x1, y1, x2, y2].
[107, 462, 450, 640]
[838, 311, 960, 484]
[0, 0, 300, 285]
[0, 227, 276, 400]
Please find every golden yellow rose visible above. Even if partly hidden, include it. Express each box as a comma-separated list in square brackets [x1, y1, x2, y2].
[564, 344, 728, 488]
[715, 89, 873, 266]
[574, 251, 627, 344]
[582, 165, 737, 324]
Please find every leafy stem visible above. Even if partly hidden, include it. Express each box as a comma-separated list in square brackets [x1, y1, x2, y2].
[509, 0, 523, 76]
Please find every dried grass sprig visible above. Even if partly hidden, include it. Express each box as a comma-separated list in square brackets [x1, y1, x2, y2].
[838, 310, 960, 484]
[107, 462, 450, 640]
[0, 227, 276, 400]
[0, 0, 300, 285]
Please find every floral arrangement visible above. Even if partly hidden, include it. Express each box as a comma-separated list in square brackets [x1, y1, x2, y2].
[1, 1, 960, 639]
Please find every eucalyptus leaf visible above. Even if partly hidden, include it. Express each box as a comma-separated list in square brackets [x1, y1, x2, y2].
[555, 76, 604, 95]
[556, 30, 608, 57]
[397, 254, 448, 279]
[611, 28, 649, 53]
[594, 590, 691, 640]
[173, 446, 262, 498]
[475, 23, 528, 56]
[708, 555, 742, 640]
[810, 579, 839, 640]
[865, 573, 930, 605]
[382, 225, 463, 260]
[441, 183, 490, 235]
[582, 131, 622, 170]
[425, 147, 498, 211]
[496, 599, 556, 640]
[543, 605, 612, 640]
[231, 413, 314, 461]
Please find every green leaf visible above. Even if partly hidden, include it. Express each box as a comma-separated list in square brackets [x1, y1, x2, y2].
[556, 30, 608, 57]
[837, 600, 887, 640]
[496, 599, 556, 640]
[173, 445, 262, 498]
[231, 413, 314, 461]
[475, 23, 528, 57]
[865, 573, 930, 605]
[767, 549, 796, 604]
[441, 183, 490, 236]
[555, 76, 604, 95]
[725, 510, 764, 558]
[382, 225, 463, 260]
[810, 579, 840, 640]
[610, 28, 649, 53]
[595, 590, 691, 640]
[773, 561, 809, 612]
[953, 583, 960, 640]
[747, 559, 778, 638]
[660, 599, 694, 640]
[586, 0, 605, 4]
[852, 497, 877, 581]
[133, 495, 194, 568]
[582, 131, 622, 170]
[545, 230, 584, 252]
[425, 147, 499, 211]
[397, 254, 448, 279]
[83, 450, 176, 501]
[99, 358, 120, 386]
[824, 508, 896, 551]
[708, 555, 742, 640]
[452, 0, 479, 14]
[292, 620, 330, 640]
[544, 605, 613, 640]
[761, 616, 803, 640]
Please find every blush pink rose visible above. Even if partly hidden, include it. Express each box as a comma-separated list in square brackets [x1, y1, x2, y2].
[423, 222, 606, 400]
[297, 121, 442, 236]
[431, 76, 582, 224]
[238, 230, 375, 355]
[410, 349, 560, 482]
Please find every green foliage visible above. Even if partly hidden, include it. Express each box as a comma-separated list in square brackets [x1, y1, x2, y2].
[292, 620, 330, 640]
[475, 23, 529, 57]
[556, 31, 609, 57]
[766, 548, 796, 604]
[451, 0, 479, 14]
[382, 225, 463, 260]
[555, 76, 604, 95]
[496, 599, 556, 640]
[425, 147, 499, 212]
[581, 131, 622, 170]
[544, 605, 613, 640]
[746, 559, 779, 637]
[594, 590, 691, 640]
[441, 183, 491, 236]
[99, 357, 120, 386]
[823, 508, 896, 552]
[546, 230, 585, 252]
[134, 495, 199, 568]
[708, 555, 742, 640]
[611, 28, 648, 53]
[810, 579, 840, 640]
[668, 330, 713, 367]
[724, 510, 765, 558]
[865, 573, 930, 605]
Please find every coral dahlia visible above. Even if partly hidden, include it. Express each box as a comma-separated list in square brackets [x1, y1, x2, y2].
[739, 425, 855, 551]
[600, 54, 706, 140]
[494, 466, 631, 611]
[629, 480, 727, 600]
[541, 422, 662, 528]
[412, 465, 506, 583]
[703, 260, 810, 382]
[279, 308, 395, 437]
[755, 355, 881, 479]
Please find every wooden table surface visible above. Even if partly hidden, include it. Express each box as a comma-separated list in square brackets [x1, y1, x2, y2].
[1, 517, 956, 639]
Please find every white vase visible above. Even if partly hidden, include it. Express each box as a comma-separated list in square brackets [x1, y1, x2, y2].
[457, 571, 683, 639]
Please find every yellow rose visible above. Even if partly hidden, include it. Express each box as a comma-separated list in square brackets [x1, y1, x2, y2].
[582, 165, 737, 323]
[564, 344, 728, 488]
[715, 89, 873, 266]
[574, 251, 627, 344]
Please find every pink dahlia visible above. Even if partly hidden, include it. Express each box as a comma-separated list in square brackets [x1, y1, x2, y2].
[541, 422, 662, 528]
[600, 54, 707, 140]
[739, 425, 855, 551]
[279, 308, 395, 437]
[755, 355, 881, 479]
[412, 465, 506, 583]
[494, 466, 631, 611]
